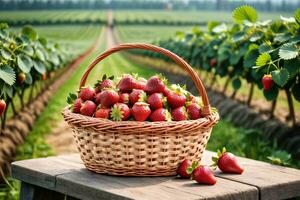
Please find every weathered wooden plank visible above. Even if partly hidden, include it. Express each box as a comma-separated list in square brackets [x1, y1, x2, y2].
[12, 156, 83, 189]
[19, 182, 65, 200]
[55, 168, 258, 200]
[19, 182, 35, 200]
[202, 151, 300, 200]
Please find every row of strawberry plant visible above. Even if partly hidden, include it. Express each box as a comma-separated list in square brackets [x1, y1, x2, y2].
[133, 6, 300, 126]
[0, 23, 71, 132]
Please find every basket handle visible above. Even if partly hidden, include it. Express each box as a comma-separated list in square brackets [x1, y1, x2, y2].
[79, 43, 211, 116]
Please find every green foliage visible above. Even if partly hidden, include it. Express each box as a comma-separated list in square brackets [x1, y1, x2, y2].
[232, 5, 257, 24]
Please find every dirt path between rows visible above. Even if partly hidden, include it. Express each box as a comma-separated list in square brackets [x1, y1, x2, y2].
[45, 24, 115, 155]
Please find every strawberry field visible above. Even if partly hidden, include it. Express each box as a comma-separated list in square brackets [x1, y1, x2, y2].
[1, 1, 300, 199]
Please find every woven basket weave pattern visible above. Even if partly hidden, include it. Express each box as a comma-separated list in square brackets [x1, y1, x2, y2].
[63, 43, 219, 176]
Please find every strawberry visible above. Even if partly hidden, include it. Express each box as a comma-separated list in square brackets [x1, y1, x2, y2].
[212, 147, 244, 174]
[186, 103, 201, 120]
[136, 77, 147, 90]
[177, 159, 192, 178]
[210, 58, 217, 68]
[80, 100, 96, 116]
[117, 74, 137, 93]
[129, 89, 146, 105]
[18, 73, 26, 84]
[192, 166, 217, 185]
[167, 91, 186, 108]
[150, 108, 171, 122]
[171, 106, 188, 121]
[163, 87, 172, 97]
[147, 93, 165, 110]
[119, 93, 129, 104]
[97, 89, 119, 107]
[73, 98, 83, 113]
[131, 102, 151, 121]
[95, 108, 111, 119]
[262, 74, 274, 91]
[41, 73, 47, 81]
[144, 75, 166, 94]
[0, 99, 6, 116]
[79, 87, 95, 101]
[110, 103, 130, 121]
[100, 79, 114, 89]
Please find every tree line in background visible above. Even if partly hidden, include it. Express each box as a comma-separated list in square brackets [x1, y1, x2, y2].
[0, 0, 299, 12]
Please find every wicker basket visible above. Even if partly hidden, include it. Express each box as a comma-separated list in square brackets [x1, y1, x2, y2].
[62, 43, 219, 176]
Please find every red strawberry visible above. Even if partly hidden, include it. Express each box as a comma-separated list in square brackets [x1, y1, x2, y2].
[95, 108, 111, 119]
[177, 159, 192, 178]
[97, 89, 119, 107]
[73, 98, 83, 113]
[119, 93, 129, 104]
[163, 87, 172, 97]
[147, 93, 165, 110]
[18, 73, 26, 84]
[110, 103, 130, 121]
[212, 147, 244, 174]
[79, 87, 95, 101]
[80, 100, 96, 116]
[144, 75, 166, 94]
[186, 103, 201, 120]
[262, 74, 274, 91]
[192, 166, 217, 185]
[41, 73, 47, 81]
[150, 108, 171, 122]
[117, 74, 137, 93]
[131, 102, 151, 121]
[171, 106, 188, 121]
[210, 58, 217, 68]
[129, 89, 146, 105]
[100, 79, 114, 89]
[167, 91, 186, 108]
[0, 99, 7, 116]
[136, 77, 147, 90]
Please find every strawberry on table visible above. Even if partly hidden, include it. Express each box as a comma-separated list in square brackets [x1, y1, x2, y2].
[129, 89, 146, 105]
[95, 108, 111, 119]
[110, 103, 131, 121]
[192, 166, 217, 185]
[97, 89, 119, 107]
[177, 159, 192, 178]
[150, 108, 171, 122]
[80, 100, 96, 116]
[212, 147, 244, 174]
[171, 106, 188, 121]
[131, 102, 151, 121]
[186, 103, 201, 120]
[79, 87, 95, 101]
[117, 74, 138, 93]
[144, 75, 166, 94]
[119, 93, 130, 104]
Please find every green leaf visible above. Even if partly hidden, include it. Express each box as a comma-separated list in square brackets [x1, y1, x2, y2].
[280, 16, 296, 23]
[33, 60, 46, 74]
[3, 83, 13, 98]
[259, 44, 274, 54]
[244, 49, 259, 68]
[263, 87, 279, 101]
[1, 49, 12, 60]
[207, 21, 221, 33]
[232, 78, 242, 91]
[17, 54, 33, 73]
[294, 8, 300, 24]
[67, 93, 77, 104]
[212, 23, 228, 33]
[0, 65, 16, 86]
[191, 161, 198, 169]
[22, 26, 37, 40]
[274, 33, 292, 43]
[256, 53, 271, 67]
[24, 73, 32, 85]
[292, 81, 300, 102]
[22, 45, 34, 56]
[35, 49, 45, 62]
[270, 69, 289, 87]
[283, 59, 300, 78]
[279, 43, 299, 60]
[232, 5, 257, 24]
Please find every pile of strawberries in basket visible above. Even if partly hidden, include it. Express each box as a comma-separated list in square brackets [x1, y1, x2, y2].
[67, 74, 204, 121]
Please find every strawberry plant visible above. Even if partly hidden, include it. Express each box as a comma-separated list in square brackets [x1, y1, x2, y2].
[0, 23, 70, 132]
[137, 6, 300, 126]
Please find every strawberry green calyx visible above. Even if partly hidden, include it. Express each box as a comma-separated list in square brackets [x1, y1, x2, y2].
[138, 91, 147, 102]
[165, 109, 172, 121]
[156, 73, 168, 85]
[186, 161, 199, 177]
[110, 105, 124, 121]
[211, 147, 227, 168]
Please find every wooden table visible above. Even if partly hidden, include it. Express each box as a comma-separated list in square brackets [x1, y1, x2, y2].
[12, 151, 300, 200]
